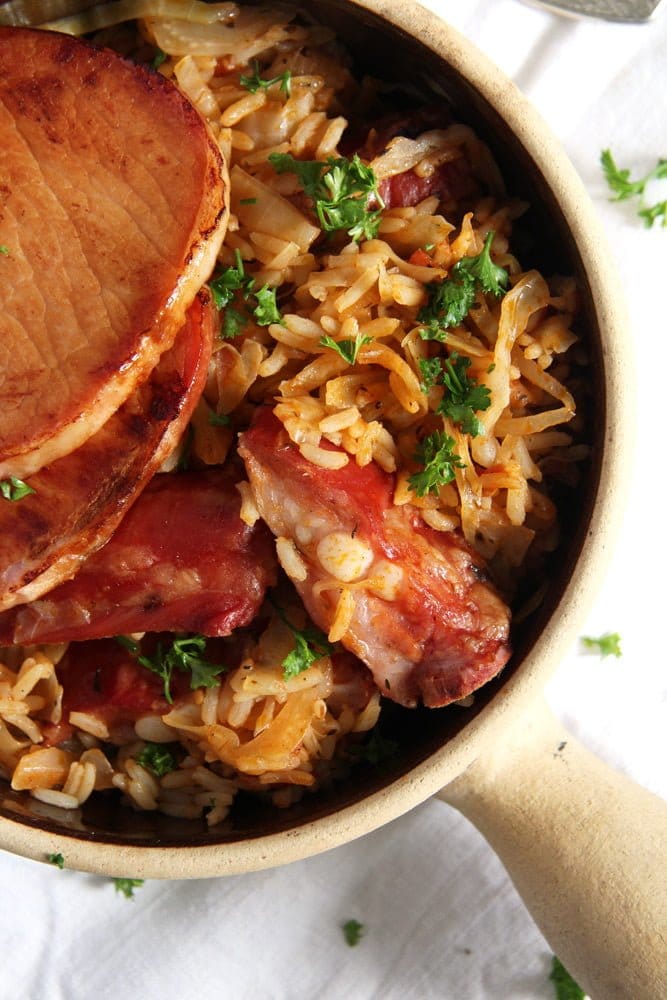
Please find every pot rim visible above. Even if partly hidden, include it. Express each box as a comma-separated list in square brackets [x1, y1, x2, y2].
[0, 0, 633, 878]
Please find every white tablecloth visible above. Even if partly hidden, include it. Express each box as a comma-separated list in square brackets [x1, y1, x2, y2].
[1, 3, 665, 998]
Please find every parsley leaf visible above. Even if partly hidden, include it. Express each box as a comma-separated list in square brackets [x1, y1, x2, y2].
[419, 277, 476, 339]
[0, 476, 35, 501]
[408, 431, 465, 497]
[138, 634, 227, 704]
[601, 150, 667, 227]
[453, 230, 509, 297]
[282, 632, 322, 678]
[114, 635, 139, 654]
[209, 250, 253, 310]
[112, 878, 144, 900]
[151, 47, 167, 70]
[239, 62, 292, 98]
[282, 625, 334, 679]
[208, 411, 231, 427]
[135, 742, 178, 777]
[320, 332, 372, 365]
[419, 357, 443, 392]
[437, 352, 491, 437]
[342, 919, 364, 947]
[549, 956, 585, 1000]
[269, 152, 384, 242]
[272, 603, 335, 679]
[47, 852, 65, 869]
[638, 200, 667, 228]
[581, 632, 622, 659]
[348, 728, 398, 765]
[188, 650, 229, 690]
[600, 149, 667, 201]
[221, 306, 248, 340]
[418, 232, 508, 340]
[0, 245, 9, 256]
[252, 284, 283, 326]
[210, 252, 282, 333]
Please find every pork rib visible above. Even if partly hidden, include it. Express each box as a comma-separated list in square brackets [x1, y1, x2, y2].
[239, 408, 511, 708]
[0, 290, 215, 612]
[0, 27, 228, 479]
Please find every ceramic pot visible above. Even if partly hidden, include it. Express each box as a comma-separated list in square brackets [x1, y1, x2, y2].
[0, 3, 664, 997]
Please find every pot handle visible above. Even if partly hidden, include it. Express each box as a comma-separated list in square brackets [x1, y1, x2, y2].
[437, 698, 667, 999]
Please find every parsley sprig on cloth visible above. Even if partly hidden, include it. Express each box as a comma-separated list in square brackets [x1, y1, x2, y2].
[601, 149, 667, 228]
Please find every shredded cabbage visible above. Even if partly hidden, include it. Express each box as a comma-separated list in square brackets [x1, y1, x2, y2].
[39, 0, 239, 34]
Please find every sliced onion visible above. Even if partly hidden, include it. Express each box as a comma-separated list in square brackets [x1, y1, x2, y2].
[146, 10, 295, 58]
[481, 270, 551, 436]
[370, 129, 468, 181]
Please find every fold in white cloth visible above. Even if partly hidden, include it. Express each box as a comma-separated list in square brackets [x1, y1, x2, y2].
[1, 3, 665, 998]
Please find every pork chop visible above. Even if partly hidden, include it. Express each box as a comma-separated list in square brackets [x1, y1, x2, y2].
[0, 290, 215, 612]
[0, 27, 228, 480]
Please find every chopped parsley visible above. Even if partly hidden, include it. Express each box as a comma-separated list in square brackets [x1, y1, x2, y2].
[209, 250, 283, 335]
[601, 149, 667, 228]
[549, 956, 586, 1000]
[419, 353, 491, 434]
[437, 352, 491, 436]
[319, 332, 372, 365]
[454, 231, 509, 296]
[209, 250, 253, 310]
[0, 476, 35, 501]
[114, 635, 139, 654]
[151, 47, 167, 70]
[253, 284, 282, 326]
[239, 63, 292, 98]
[418, 231, 508, 340]
[46, 852, 65, 869]
[282, 625, 334, 680]
[638, 200, 667, 228]
[348, 728, 398, 765]
[272, 603, 335, 680]
[419, 356, 444, 392]
[239, 197, 257, 205]
[342, 919, 365, 947]
[208, 411, 231, 427]
[581, 632, 622, 659]
[221, 306, 248, 340]
[0, 245, 9, 256]
[135, 742, 178, 777]
[408, 430, 465, 497]
[269, 152, 384, 242]
[112, 878, 144, 900]
[138, 634, 228, 704]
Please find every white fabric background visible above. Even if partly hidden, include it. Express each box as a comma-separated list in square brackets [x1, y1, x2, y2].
[1, 3, 665, 998]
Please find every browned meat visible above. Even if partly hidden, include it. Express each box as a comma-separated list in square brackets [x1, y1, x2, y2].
[0, 27, 228, 480]
[0, 467, 277, 644]
[0, 291, 215, 612]
[239, 409, 511, 708]
[379, 158, 478, 210]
